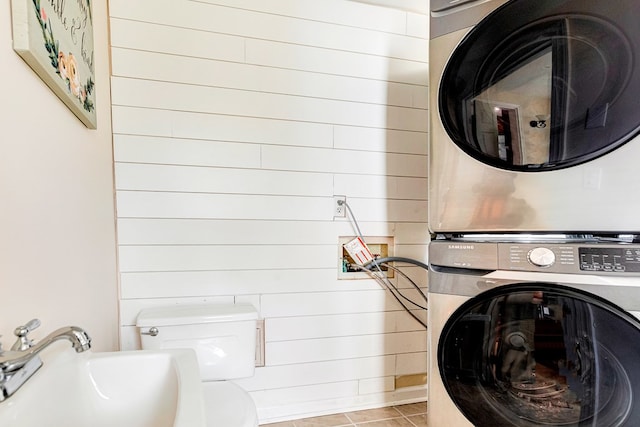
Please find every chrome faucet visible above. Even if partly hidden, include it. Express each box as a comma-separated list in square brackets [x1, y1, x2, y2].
[0, 321, 91, 401]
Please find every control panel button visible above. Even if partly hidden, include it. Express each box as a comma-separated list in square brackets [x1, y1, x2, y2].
[528, 247, 556, 267]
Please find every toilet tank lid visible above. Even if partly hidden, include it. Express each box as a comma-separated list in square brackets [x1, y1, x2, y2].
[136, 303, 258, 327]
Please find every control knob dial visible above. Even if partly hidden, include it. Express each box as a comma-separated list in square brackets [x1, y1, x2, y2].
[528, 247, 555, 267]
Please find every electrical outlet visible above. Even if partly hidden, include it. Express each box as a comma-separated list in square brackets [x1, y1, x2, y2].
[334, 196, 346, 218]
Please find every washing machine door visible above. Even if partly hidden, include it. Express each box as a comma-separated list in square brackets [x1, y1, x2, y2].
[439, 284, 640, 426]
[439, 0, 640, 171]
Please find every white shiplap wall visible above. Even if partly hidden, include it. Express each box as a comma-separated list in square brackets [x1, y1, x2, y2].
[109, 0, 429, 422]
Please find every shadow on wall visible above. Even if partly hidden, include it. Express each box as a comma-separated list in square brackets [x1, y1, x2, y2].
[383, 55, 429, 397]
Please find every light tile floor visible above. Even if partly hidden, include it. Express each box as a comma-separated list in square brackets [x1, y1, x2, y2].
[260, 402, 427, 427]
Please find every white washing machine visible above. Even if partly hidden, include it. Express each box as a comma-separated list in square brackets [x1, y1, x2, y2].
[429, 0, 640, 233]
[427, 237, 640, 426]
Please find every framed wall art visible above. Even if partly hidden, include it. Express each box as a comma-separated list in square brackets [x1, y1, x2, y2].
[11, 0, 96, 129]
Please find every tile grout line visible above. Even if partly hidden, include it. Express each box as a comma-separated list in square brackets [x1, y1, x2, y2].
[263, 402, 427, 426]
[346, 406, 404, 426]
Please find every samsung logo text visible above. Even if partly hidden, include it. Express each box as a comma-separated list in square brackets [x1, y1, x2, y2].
[448, 244, 475, 250]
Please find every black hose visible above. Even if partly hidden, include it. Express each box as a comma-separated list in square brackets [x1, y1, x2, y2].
[366, 256, 429, 271]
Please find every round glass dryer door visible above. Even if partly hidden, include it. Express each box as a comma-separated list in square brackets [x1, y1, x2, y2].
[439, 284, 640, 426]
[439, 0, 640, 171]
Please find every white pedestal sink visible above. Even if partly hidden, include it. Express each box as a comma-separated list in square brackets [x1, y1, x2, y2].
[0, 342, 206, 427]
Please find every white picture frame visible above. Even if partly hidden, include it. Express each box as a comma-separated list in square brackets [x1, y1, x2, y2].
[11, 0, 96, 129]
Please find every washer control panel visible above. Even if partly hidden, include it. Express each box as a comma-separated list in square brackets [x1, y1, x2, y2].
[497, 243, 640, 274]
[500, 244, 577, 273]
[579, 247, 640, 272]
[431, 240, 640, 275]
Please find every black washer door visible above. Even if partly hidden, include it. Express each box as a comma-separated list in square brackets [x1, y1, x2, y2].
[439, 284, 640, 426]
[440, 0, 640, 171]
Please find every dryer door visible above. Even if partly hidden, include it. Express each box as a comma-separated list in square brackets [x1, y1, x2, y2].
[439, 283, 640, 426]
[439, 0, 640, 171]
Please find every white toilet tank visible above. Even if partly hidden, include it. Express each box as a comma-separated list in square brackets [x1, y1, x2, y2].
[136, 303, 258, 381]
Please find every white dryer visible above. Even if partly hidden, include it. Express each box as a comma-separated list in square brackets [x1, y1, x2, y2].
[429, 0, 640, 233]
[428, 237, 640, 426]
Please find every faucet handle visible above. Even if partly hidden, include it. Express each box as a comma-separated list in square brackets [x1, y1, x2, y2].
[11, 319, 41, 351]
[14, 319, 41, 338]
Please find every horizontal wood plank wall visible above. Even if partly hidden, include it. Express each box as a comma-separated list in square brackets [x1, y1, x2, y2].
[109, 0, 429, 422]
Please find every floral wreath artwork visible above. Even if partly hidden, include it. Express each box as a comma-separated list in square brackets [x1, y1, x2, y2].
[11, 0, 97, 128]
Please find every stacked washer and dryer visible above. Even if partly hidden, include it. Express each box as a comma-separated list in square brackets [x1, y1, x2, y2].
[428, 0, 640, 425]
